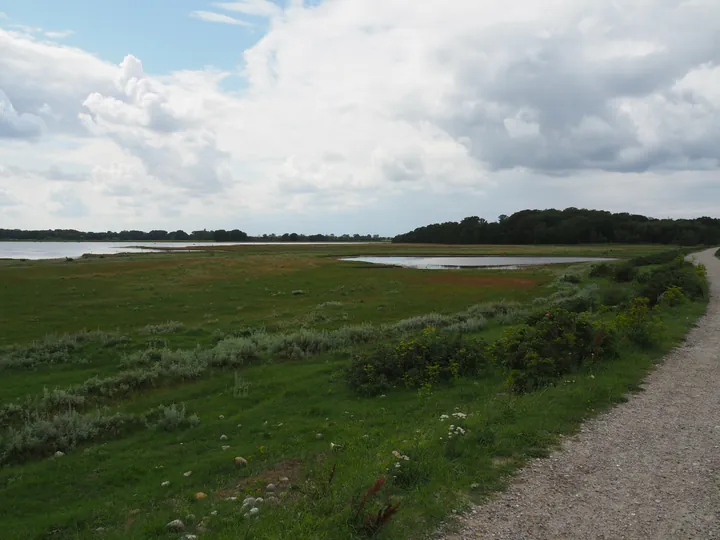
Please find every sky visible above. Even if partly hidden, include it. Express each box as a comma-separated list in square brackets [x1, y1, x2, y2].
[0, 0, 719, 236]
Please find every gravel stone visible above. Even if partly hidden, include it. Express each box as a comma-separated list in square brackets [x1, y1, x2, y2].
[444, 249, 720, 540]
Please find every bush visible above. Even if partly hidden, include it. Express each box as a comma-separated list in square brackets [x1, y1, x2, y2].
[629, 249, 690, 267]
[589, 263, 614, 278]
[600, 285, 633, 307]
[491, 309, 617, 394]
[614, 298, 664, 348]
[560, 273, 582, 284]
[658, 286, 687, 307]
[212, 337, 261, 366]
[636, 261, 708, 304]
[613, 263, 637, 283]
[346, 328, 488, 396]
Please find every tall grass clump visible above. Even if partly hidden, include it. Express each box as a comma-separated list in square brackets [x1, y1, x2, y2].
[140, 321, 184, 334]
[389, 313, 453, 334]
[0, 408, 133, 465]
[466, 300, 523, 319]
[0, 330, 128, 370]
[444, 316, 487, 334]
[143, 403, 200, 431]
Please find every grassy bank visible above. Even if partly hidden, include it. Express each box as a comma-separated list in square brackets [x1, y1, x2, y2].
[0, 244, 707, 539]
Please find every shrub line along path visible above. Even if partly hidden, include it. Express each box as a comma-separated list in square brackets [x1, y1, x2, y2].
[446, 248, 720, 540]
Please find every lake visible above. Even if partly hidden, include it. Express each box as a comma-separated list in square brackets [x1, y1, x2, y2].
[0, 242, 369, 260]
[341, 256, 616, 269]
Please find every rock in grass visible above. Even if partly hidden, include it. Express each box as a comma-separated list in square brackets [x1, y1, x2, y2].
[315, 433, 324, 440]
[166, 519, 185, 532]
[195, 492, 208, 501]
[180, 535, 198, 540]
[266, 483, 277, 492]
[54, 451, 65, 458]
[184, 471, 192, 477]
[161, 481, 170, 487]
[279, 476, 290, 483]
[234, 456, 248, 466]
[220, 434, 228, 441]
[221, 445, 231, 450]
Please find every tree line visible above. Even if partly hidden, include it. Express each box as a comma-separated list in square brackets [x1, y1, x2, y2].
[392, 208, 720, 245]
[0, 229, 387, 243]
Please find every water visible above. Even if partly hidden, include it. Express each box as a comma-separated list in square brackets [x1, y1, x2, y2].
[0, 241, 369, 260]
[340, 256, 616, 269]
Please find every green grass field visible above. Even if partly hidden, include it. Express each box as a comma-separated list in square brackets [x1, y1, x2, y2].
[0, 243, 707, 539]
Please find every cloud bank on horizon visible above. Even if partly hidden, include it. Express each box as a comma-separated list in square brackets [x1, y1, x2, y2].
[0, 0, 719, 234]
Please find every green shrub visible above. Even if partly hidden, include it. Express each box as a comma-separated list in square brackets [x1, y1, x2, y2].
[658, 286, 687, 307]
[491, 309, 617, 394]
[346, 328, 487, 396]
[629, 249, 690, 267]
[560, 273, 582, 284]
[614, 298, 664, 348]
[212, 337, 261, 366]
[636, 261, 708, 304]
[613, 263, 637, 283]
[589, 262, 614, 278]
[600, 285, 633, 307]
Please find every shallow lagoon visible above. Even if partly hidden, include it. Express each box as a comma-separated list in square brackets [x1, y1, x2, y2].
[341, 256, 616, 269]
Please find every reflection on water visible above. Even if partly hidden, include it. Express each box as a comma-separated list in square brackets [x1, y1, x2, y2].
[340, 256, 616, 269]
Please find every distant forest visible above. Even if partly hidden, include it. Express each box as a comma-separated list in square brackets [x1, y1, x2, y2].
[392, 208, 720, 245]
[0, 229, 387, 243]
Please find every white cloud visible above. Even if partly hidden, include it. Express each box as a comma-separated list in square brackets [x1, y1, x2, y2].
[190, 10, 252, 26]
[0, 89, 45, 138]
[0, 12, 7, 20]
[213, 1, 282, 18]
[44, 30, 74, 39]
[1, 0, 720, 233]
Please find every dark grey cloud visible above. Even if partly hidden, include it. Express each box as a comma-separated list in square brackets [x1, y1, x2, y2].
[415, 2, 720, 175]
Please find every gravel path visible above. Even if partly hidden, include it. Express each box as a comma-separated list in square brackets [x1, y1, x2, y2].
[446, 248, 720, 540]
